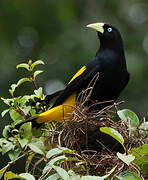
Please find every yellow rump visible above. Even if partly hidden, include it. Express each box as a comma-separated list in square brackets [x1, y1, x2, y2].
[36, 92, 76, 123]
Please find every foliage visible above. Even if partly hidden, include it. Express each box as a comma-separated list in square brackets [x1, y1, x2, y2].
[0, 60, 148, 180]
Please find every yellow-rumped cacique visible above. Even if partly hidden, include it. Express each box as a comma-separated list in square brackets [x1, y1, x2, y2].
[16, 22, 129, 129]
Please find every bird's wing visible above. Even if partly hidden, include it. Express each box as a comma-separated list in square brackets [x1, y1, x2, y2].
[52, 61, 100, 107]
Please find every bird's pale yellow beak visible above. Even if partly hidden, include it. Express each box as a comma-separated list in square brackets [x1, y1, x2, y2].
[86, 23, 104, 33]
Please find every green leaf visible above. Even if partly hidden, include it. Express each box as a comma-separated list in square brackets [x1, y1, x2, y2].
[69, 166, 117, 180]
[0, 166, 9, 179]
[0, 139, 14, 155]
[1, 109, 9, 117]
[129, 144, 148, 176]
[32, 126, 42, 137]
[4, 171, 23, 180]
[46, 173, 59, 180]
[17, 78, 31, 87]
[9, 84, 17, 96]
[43, 155, 67, 175]
[117, 109, 139, 129]
[19, 96, 31, 105]
[71, 175, 101, 180]
[16, 63, 30, 71]
[21, 106, 31, 115]
[2, 125, 12, 137]
[33, 70, 43, 78]
[31, 60, 45, 70]
[8, 148, 21, 161]
[52, 165, 69, 180]
[49, 155, 67, 165]
[19, 173, 35, 180]
[42, 164, 52, 176]
[67, 157, 80, 162]
[19, 122, 32, 139]
[25, 153, 35, 173]
[9, 108, 24, 121]
[28, 138, 45, 155]
[139, 121, 148, 134]
[117, 152, 135, 166]
[100, 127, 125, 150]
[34, 87, 43, 98]
[46, 147, 73, 159]
[18, 138, 28, 148]
[115, 171, 142, 180]
[30, 108, 36, 116]
[10, 84, 17, 91]
[1, 97, 14, 106]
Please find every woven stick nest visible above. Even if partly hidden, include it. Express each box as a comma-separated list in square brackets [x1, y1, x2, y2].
[43, 74, 141, 176]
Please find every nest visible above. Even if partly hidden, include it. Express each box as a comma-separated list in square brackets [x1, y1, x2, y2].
[43, 75, 143, 176]
[48, 100, 142, 176]
[59, 101, 123, 153]
[58, 102, 125, 175]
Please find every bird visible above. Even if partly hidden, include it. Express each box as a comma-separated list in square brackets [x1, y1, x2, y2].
[15, 22, 129, 128]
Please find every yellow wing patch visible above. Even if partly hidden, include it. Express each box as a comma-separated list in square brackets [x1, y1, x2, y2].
[68, 66, 86, 84]
[36, 92, 76, 123]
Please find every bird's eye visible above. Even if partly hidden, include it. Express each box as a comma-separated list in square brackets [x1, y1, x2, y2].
[107, 27, 112, 33]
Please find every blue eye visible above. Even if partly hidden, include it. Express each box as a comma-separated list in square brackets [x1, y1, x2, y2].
[107, 27, 112, 32]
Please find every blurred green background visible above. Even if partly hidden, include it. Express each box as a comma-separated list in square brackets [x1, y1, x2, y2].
[0, 0, 148, 171]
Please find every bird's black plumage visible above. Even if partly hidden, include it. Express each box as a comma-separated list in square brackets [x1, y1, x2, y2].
[52, 23, 129, 110]
[15, 22, 129, 127]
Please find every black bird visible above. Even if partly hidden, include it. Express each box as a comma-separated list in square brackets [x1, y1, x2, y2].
[16, 22, 129, 126]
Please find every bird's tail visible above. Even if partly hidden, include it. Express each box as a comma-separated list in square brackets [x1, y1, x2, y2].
[15, 116, 41, 130]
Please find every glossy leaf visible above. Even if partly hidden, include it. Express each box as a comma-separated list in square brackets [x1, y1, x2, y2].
[21, 106, 31, 115]
[33, 70, 43, 78]
[25, 153, 35, 173]
[1, 97, 14, 106]
[117, 152, 135, 166]
[49, 155, 67, 164]
[1, 109, 9, 117]
[28, 138, 45, 155]
[19, 173, 35, 180]
[129, 144, 148, 176]
[43, 155, 67, 175]
[115, 171, 142, 180]
[0, 139, 14, 155]
[52, 165, 69, 180]
[19, 122, 32, 139]
[9, 84, 18, 96]
[139, 121, 148, 134]
[100, 127, 125, 150]
[2, 125, 12, 138]
[17, 78, 31, 87]
[4, 171, 23, 180]
[46, 147, 73, 159]
[69, 166, 117, 179]
[0, 166, 8, 179]
[46, 173, 59, 180]
[8, 148, 21, 161]
[117, 109, 139, 129]
[16, 63, 30, 71]
[18, 138, 28, 149]
[9, 108, 24, 121]
[10, 84, 17, 91]
[31, 60, 45, 70]
[34, 87, 43, 98]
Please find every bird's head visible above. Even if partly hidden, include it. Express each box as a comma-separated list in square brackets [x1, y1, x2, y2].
[86, 22, 123, 49]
